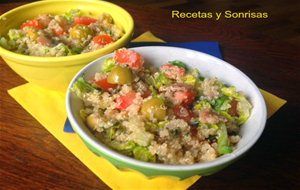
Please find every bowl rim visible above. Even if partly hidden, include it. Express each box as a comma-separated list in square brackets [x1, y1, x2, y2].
[0, 0, 134, 65]
[66, 46, 267, 171]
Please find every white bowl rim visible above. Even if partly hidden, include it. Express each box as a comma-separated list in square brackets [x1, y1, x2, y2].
[66, 46, 267, 171]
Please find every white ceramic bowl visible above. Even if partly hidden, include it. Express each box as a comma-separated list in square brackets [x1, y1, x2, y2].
[66, 46, 267, 178]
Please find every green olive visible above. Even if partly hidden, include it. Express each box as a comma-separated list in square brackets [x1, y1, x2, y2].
[69, 24, 93, 40]
[107, 65, 133, 84]
[141, 97, 166, 121]
[86, 114, 98, 130]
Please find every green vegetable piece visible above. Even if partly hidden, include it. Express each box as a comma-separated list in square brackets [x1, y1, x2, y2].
[221, 86, 243, 100]
[54, 43, 73, 55]
[101, 57, 116, 72]
[214, 95, 231, 111]
[145, 122, 158, 133]
[221, 87, 252, 124]
[149, 85, 157, 96]
[8, 29, 22, 40]
[151, 72, 171, 89]
[184, 74, 197, 86]
[219, 111, 234, 122]
[0, 37, 16, 50]
[169, 60, 187, 70]
[190, 68, 200, 78]
[109, 141, 136, 156]
[64, 9, 81, 22]
[107, 124, 119, 140]
[71, 76, 97, 98]
[158, 121, 168, 128]
[79, 109, 88, 121]
[71, 47, 83, 54]
[133, 146, 156, 162]
[145, 121, 166, 132]
[194, 100, 211, 110]
[236, 98, 252, 125]
[217, 124, 233, 155]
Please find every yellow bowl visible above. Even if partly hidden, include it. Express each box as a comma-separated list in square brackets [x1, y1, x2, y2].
[0, 0, 134, 92]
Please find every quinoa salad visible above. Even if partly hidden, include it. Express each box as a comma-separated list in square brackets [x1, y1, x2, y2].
[71, 48, 252, 165]
[0, 10, 123, 56]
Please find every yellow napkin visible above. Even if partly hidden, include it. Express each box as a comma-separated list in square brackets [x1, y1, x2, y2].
[8, 31, 286, 190]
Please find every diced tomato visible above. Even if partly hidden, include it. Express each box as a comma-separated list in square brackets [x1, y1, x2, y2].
[93, 34, 113, 45]
[114, 48, 144, 70]
[228, 99, 238, 116]
[173, 105, 193, 122]
[160, 64, 185, 80]
[37, 36, 51, 46]
[74, 16, 97, 25]
[94, 78, 118, 91]
[173, 90, 196, 106]
[53, 28, 65, 36]
[116, 91, 137, 110]
[20, 19, 44, 29]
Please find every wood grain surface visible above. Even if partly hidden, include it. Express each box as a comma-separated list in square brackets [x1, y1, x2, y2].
[0, 1, 299, 190]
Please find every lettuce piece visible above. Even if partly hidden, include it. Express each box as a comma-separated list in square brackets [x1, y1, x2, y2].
[149, 85, 157, 96]
[133, 146, 156, 162]
[236, 98, 252, 124]
[0, 37, 16, 50]
[64, 9, 81, 22]
[101, 57, 116, 72]
[109, 141, 136, 156]
[217, 124, 232, 155]
[79, 109, 88, 121]
[168, 60, 187, 70]
[158, 121, 168, 128]
[151, 72, 171, 89]
[184, 74, 196, 86]
[219, 111, 234, 122]
[221, 86, 245, 100]
[71, 76, 98, 98]
[190, 68, 200, 78]
[53, 43, 73, 55]
[194, 100, 211, 110]
[214, 95, 231, 111]
[133, 129, 154, 147]
[8, 29, 23, 40]
[221, 87, 252, 124]
[71, 47, 83, 54]
[106, 124, 120, 140]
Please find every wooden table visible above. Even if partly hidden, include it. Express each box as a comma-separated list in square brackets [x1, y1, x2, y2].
[1, 1, 299, 190]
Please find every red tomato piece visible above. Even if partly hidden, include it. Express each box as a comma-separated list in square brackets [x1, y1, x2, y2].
[93, 34, 113, 45]
[116, 91, 137, 110]
[174, 90, 196, 106]
[114, 48, 144, 70]
[95, 78, 118, 91]
[53, 28, 65, 36]
[173, 105, 193, 122]
[160, 64, 185, 80]
[20, 19, 44, 29]
[74, 16, 97, 25]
